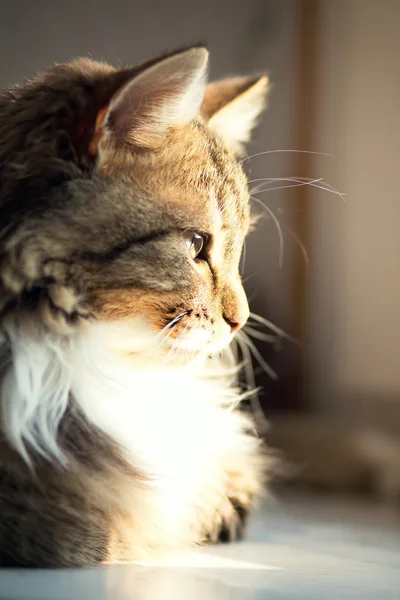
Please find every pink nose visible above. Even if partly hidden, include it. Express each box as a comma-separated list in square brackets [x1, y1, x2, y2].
[223, 284, 250, 334]
[223, 309, 249, 333]
[224, 318, 241, 333]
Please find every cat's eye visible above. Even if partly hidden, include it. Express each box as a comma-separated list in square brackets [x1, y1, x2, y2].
[184, 230, 207, 260]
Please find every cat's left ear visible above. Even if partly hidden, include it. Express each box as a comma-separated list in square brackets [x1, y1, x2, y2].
[90, 47, 209, 153]
[201, 76, 269, 155]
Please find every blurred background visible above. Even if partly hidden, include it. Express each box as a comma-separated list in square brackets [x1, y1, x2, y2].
[1, 0, 399, 501]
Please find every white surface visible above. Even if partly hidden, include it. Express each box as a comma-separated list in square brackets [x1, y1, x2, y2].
[1, 493, 400, 600]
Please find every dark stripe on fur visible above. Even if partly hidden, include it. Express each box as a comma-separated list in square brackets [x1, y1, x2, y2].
[76, 229, 171, 263]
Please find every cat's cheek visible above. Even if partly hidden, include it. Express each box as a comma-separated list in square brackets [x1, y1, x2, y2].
[86, 288, 186, 331]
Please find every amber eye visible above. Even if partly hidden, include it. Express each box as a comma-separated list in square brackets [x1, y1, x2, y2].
[184, 231, 205, 260]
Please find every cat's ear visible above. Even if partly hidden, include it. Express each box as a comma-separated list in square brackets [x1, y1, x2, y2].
[201, 76, 269, 155]
[91, 47, 208, 152]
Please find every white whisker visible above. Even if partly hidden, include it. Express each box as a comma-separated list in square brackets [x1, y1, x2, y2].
[158, 312, 188, 349]
[241, 272, 257, 285]
[240, 238, 247, 276]
[233, 335, 254, 387]
[161, 312, 188, 333]
[249, 312, 299, 345]
[250, 196, 284, 268]
[166, 322, 187, 358]
[172, 323, 191, 361]
[249, 177, 323, 195]
[243, 326, 277, 344]
[219, 149, 331, 194]
[238, 330, 278, 381]
[286, 226, 309, 269]
[238, 149, 332, 169]
[249, 176, 345, 201]
[235, 332, 268, 434]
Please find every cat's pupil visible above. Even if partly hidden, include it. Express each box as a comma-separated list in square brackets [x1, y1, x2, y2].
[185, 231, 204, 260]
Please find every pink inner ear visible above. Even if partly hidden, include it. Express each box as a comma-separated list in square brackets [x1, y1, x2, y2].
[88, 106, 109, 157]
[201, 78, 257, 121]
[99, 48, 208, 149]
[206, 76, 269, 155]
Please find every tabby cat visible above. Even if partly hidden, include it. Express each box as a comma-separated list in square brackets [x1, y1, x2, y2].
[0, 46, 271, 566]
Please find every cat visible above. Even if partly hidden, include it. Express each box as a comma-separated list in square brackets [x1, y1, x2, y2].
[0, 46, 272, 566]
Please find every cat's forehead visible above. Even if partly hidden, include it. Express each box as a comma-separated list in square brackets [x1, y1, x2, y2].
[103, 121, 250, 234]
[161, 126, 250, 235]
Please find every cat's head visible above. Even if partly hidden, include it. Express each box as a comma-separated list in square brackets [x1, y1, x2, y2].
[0, 46, 268, 360]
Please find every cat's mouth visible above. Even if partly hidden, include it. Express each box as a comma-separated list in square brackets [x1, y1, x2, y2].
[162, 326, 233, 357]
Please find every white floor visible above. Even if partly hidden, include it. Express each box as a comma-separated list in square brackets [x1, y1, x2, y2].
[1, 492, 400, 600]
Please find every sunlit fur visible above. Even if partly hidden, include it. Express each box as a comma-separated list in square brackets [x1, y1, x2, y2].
[2, 314, 266, 560]
[0, 47, 270, 566]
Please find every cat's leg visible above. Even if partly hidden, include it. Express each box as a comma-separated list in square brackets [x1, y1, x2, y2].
[205, 441, 270, 544]
[206, 497, 250, 544]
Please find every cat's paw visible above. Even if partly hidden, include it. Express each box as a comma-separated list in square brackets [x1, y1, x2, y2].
[205, 498, 250, 544]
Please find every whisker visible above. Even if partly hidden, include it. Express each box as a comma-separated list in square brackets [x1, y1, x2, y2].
[240, 238, 247, 276]
[241, 272, 257, 285]
[286, 226, 309, 269]
[235, 332, 269, 434]
[219, 149, 331, 194]
[238, 149, 332, 169]
[249, 176, 345, 201]
[161, 312, 188, 332]
[280, 175, 345, 199]
[168, 323, 188, 354]
[234, 333, 255, 390]
[250, 196, 284, 268]
[246, 289, 259, 306]
[166, 321, 190, 358]
[201, 348, 246, 378]
[249, 177, 323, 194]
[159, 326, 178, 349]
[177, 324, 192, 360]
[158, 311, 188, 348]
[238, 330, 278, 381]
[249, 175, 324, 185]
[252, 198, 310, 270]
[228, 338, 240, 366]
[243, 325, 277, 344]
[249, 312, 299, 345]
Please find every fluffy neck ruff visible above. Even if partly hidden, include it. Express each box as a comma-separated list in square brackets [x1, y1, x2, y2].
[0, 317, 263, 554]
[0, 317, 249, 469]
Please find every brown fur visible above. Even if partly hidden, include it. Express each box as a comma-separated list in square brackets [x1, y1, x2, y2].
[0, 409, 141, 566]
[0, 47, 269, 566]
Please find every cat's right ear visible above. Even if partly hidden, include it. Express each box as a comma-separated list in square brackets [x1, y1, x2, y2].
[201, 76, 269, 155]
[89, 47, 208, 155]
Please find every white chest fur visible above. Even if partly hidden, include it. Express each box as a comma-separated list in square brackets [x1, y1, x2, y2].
[1, 318, 259, 549]
[70, 322, 256, 527]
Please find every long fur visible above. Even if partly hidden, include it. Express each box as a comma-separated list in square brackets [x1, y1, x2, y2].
[0, 315, 266, 562]
[0, 48, 271, 566]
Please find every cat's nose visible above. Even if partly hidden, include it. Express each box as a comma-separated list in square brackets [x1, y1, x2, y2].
[222, 283, 249, 334]
[223, 306, 249, 333]
[223, 317, 241, 333]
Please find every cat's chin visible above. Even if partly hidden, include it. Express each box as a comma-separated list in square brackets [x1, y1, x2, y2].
[162, 330, 234, 363]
